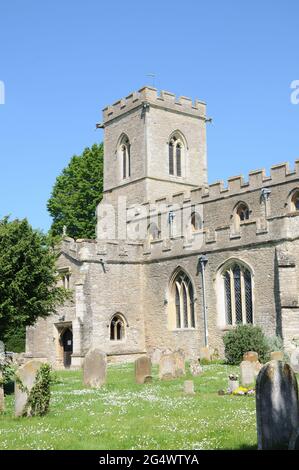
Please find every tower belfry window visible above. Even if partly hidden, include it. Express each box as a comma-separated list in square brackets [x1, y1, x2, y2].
[168, 135, 184, 177]
[119, 135, 131, 180]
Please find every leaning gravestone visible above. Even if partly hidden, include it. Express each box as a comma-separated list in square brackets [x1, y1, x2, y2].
[174, 350, 185, 377]
[135, 356, 152, 384]
[256, 360, 299, 450]
[184, 380, 195, 395]
[15, 360, 43, 417]
[159, 353, 176, 380]
[83, 349, 107, 388]
[290, 348, 299, 373]
[190, 360, 203, 376]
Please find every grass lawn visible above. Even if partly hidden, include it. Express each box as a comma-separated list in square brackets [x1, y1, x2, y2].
[0, 363, 258, 450]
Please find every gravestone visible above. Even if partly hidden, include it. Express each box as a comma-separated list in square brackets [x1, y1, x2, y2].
[240, 359, 262, 386]
[174, 350, 185, 377]
[240, 361, 256, 386]
[0, 340, 4, 355]
[151, 349, 162, 365]
[290, 348, 299, 373]
[184, 380, 195, 395]
[199, 347, 210, 361]
[15, 360, 43, 417]
[135, 356, 152, 384]
[243, 351, 258, 362]
[83, 349, 107, 388]
[189, 360, 203, 376]
[256, 360, 299, 450]
[159, 353, 176, 380]
[270, 351, 284, 361]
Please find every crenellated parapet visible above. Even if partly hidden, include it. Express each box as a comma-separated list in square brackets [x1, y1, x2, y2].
[102, 86, 206, 124]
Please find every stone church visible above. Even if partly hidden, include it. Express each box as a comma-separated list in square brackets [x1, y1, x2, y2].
[26, 86, 299, 368]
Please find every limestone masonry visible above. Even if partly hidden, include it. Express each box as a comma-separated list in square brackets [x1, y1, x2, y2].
[26, 86, 299, 368]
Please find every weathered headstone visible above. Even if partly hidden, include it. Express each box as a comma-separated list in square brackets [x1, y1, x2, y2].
[240, 361, 256, 386]
[159, 353, 176, 380]
[151, 349, 162, 365]
[83, 349, 107, 388]
[290, 348, 299, 373]
[189, 360, 203, 376]
[243, 351, 259, 362]
[270, 351, 284, 361]
[174, 350, 185, 377]
[199, 347, 210, 361]
[240, 359, 262, 386]
[256, 360, 299, 450]
[135, 356, 152, 384]
[15, 360, 43, 417]
[184, 380, 195, 395]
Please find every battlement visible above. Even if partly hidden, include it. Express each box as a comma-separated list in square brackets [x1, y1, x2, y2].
[102, 86, 206, 123]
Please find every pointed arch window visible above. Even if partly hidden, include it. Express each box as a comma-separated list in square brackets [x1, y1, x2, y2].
[110, 314, 126, 340]
[119, 135, 131, 180]
[171, 270, 195, 329]
[222, 262, 253, 326]
[236, 203, 250, 222]
[291, 190, 299, 212]
[168, 134, 184, 177]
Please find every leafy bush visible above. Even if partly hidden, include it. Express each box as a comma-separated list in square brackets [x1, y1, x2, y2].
[22, 363, 53, 417]
[265, 334, 289, 362]
[223, 324, 268, 365]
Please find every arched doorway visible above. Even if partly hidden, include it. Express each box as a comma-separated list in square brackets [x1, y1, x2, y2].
[61, 328, 73, 368]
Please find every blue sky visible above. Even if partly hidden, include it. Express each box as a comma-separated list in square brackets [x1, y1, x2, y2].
[0, 0, 298, 231]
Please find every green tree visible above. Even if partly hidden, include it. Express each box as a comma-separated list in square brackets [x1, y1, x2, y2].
[47, 143, 104, 239]
[0, 217, 70, 346]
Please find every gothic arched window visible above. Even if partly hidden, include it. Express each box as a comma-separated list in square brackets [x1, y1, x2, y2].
[222, 262, 253, 326]
[236, 203, 250, 222]
[119, 135, 131, 180]
[291, 190, 299, 212]
[110, 314, 126, 340]
[170, 270, 195, 329]
[147, 222, 160, 241]
[168, 134, 185, 177]
[190, 211, 202, 232]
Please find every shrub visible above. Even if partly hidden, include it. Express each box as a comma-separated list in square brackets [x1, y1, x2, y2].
[265, 334, 289, 362]
[223, 324, 268, 365]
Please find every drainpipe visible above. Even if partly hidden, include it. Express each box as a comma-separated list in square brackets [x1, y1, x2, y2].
[199, 254, 209, 347]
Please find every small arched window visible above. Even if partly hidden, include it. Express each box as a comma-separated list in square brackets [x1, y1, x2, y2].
[190, 212, 202, 232]
[291, 190, 299, 212]
[236, 203, 250, 222]
[110, 314, 126, 340]
[119, 135, 130, 180]
[147, 222, 160, 241]
[222, 262, 253, 326]
[168, 134, 184, 177]
[170, 270, 195, 329]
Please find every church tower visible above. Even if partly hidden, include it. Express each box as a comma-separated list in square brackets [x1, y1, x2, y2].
[96, 87, 208, 237]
